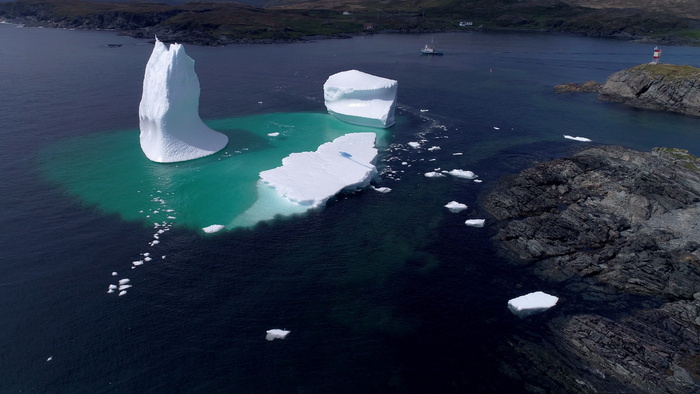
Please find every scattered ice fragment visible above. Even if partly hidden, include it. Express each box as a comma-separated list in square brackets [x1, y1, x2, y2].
[424, 172, 446, 178]
[47, 356, 52, 362]
[119, 279, 130, 285]
[371, 186, 392, 193]
[111, 272, 118, 276]
[564, 135, 591, 142]
[474, 179, 483, 183]
[448, 169, 478, 179]
[428, 146, 441, 151]
[445, 201, 468, 213]
[420, 109, 429, 112]
[144, 257, 152, 262]
[266, 329, 290, 341]
[465, 219, 485, 227]
[107, 289, 114, 294]
[119, 284, 132, 290]
[118, 290, 127, 296]
[202, 224, 225, 233]
[452, 152, 463, 156]
[323, 70, 397, 128]
[138, 37, 228, 163]
[109, 284, 117, 290]
[493, 126, 500, 130]
[507, 291, 559, 318]
[132, 260, 144, 266]
[267, 132, 280, 137]
[259, 133, 378, 208]
[408, 142, 421, 149]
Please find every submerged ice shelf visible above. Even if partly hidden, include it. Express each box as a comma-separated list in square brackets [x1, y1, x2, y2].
[41, 112, 386, 231]
[138, 38, 228, 163]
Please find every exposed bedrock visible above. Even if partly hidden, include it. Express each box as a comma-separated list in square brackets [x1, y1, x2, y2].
[484, 145, 700, 393]
[598, 64, 700, 116]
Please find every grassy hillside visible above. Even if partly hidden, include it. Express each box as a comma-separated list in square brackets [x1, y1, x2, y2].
[1, 0, 699, 45]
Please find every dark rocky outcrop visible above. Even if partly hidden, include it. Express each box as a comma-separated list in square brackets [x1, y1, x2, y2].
[485, 145, 700, 393]
[554, 80, 601, 93]
[598, 64, 700, 116]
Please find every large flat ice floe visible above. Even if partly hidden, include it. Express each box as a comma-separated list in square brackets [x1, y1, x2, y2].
[323, 70, 397, 128]
[259, 133, 378, 209]
[138, 38, 228, 163]
[508, 291, 559, 318]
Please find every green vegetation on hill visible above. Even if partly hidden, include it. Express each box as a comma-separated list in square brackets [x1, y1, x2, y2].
[632, 64, 700, 80]
[1, 0, 699, 45]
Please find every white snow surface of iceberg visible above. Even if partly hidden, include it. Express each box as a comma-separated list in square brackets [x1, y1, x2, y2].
[445, 201, 468, 212]
[138, 37, 228, 163]
[323, 70, 397, 128]
[266, 329, 290, 341]
[507, 291, 559, 318]
[260, 133, 378, 208]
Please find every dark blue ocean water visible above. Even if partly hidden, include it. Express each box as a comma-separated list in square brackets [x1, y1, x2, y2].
[2, 23, 700, 392]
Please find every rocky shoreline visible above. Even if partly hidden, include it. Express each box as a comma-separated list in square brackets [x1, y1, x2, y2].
[484, 145, 700, 393]
[556, 64, 700, 117]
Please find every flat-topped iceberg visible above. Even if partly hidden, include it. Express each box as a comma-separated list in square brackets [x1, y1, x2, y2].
[138, 37, 228, 163]
[260, 133, 378, 208]
[323, 70, 397, 128]
[508, 291, 559, 318]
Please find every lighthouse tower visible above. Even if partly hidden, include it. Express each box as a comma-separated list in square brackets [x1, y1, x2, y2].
[651, 47, 661, 64]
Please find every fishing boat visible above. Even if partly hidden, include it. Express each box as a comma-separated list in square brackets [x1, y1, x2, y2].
[420, 38, 443, 56]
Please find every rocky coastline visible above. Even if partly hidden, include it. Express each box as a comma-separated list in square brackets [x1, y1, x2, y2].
[484, 145, 700, 393]
[556, 63, 700, 117]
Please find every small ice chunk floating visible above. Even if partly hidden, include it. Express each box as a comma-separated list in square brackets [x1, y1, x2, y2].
[507, 291, 559, 318]
[138, 37, 228, 163]
[444, 201, 468, 213]
[323, 70, 398, 128]
[266, 329, 290, 341]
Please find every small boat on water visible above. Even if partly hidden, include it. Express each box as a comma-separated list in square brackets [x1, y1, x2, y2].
[420, 38, 443, 56]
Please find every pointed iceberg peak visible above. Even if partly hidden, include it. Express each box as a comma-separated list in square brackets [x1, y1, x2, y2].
[323, 70, 397, 128]
[138, 37, 228, 163]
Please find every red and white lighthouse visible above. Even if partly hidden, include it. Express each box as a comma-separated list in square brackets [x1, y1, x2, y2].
[652, 46, 661, 64]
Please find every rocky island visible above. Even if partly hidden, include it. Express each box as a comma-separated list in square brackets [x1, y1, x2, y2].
[484, 145, 700, 393]
[556, 64, 700, 117]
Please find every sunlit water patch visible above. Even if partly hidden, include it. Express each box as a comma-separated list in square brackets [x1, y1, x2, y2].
[40, 112, 386, 231]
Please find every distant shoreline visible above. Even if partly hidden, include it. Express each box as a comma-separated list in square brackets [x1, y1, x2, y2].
[2, 0, 699, 47]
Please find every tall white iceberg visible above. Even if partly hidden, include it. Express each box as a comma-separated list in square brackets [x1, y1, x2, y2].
[138, 38, 228, 163]
[260, 133, 378, 208]
[323, 70, 397, 128]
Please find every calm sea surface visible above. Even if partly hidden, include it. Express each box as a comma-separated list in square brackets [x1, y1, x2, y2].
[2, 23, 700, 393]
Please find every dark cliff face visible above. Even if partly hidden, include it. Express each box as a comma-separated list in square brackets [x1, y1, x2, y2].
[598, 64, 700, 116]
[484, 145, 700, 393]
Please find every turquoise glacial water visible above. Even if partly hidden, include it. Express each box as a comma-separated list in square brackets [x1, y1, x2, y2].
[40, 112, 386, 231]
